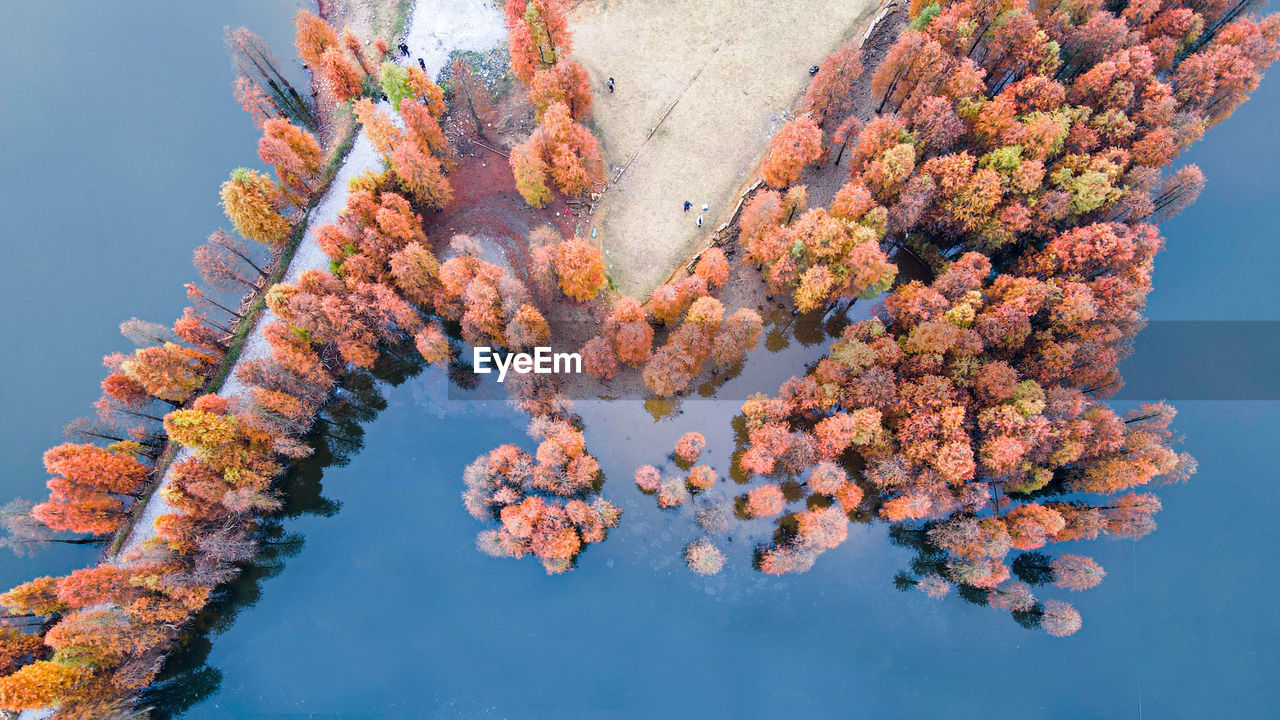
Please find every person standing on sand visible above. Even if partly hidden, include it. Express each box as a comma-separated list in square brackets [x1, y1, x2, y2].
[684, 201, 692, 212]
[607, 77, 615, 93]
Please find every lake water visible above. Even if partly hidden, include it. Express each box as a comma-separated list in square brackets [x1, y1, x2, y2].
[2, 2, 1278, 718]
[0, 0, 306, 587]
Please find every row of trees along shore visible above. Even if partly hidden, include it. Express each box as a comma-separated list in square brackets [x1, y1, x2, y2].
[0, 9, 485, 715]
[622, 0, 1276, 638]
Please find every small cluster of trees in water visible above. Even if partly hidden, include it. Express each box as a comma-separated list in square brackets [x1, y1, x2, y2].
[0, 0, 1277, 714]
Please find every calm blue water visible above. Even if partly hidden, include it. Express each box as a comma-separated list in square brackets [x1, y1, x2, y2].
[171, 381, 1277, 718]
[2, 3, 1277, 717]
[0, 1, 306, 587]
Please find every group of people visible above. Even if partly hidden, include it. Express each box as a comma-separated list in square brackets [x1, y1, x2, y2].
[683, 200, 709, 227]
[397, 43, 426, 72]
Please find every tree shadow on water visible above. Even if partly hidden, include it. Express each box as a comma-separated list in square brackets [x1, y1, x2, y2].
[140, 350, 429, 718]
[888, 523, 1048, 633]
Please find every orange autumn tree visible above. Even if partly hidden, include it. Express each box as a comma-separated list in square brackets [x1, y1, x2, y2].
[400, 95, 453, 161]
[510, 141, 554, 208]
[418, 235, 544, 351]
[541, 102, 603, 195]
[647, 275, 709, 326]
[674, 432, 706, 463]
[258, 118, 322, 197]
[760, 116, 825, 188]
[355, 97, 454, 209]
[506, 0, 603, 207]
[745, 484, 786, 518]
[687, 465, 717, 492]
[389, 241, 441, 307]
[353, 97, 403, 155]
[711, 308, 764, 368]
[642, 297, 760, 397]
[740, 182, 896, 311]
[505, 0, 572, 83]
[341, 27, 373, 77]
[0, 577, 64, 618]
[0, 661, 88, 712]
[578, 294, 655, 377]
[163, 402, 281, 502]
[510, 101, 604, 207]
[527, 226, 607, 301]
[414, 321, 452, 364]
[732, 237, 1192, 633]
[0, 629, 43, 676]
[505, 304, 552, 348]
[118, 343, 214, 404]
[580, 336, 618, 379]
[467, 380, 618, 574]
[295, 12, 366, 100]
[293, 10, 337, 69]
[605, 296, 654, 366]
[628, 0, 1275, 597]
[31, 444, 149, 536]
[803, 37, 864, 124]
[319, 46, 364, 101]
[220, 168, 292, 248]
[552, 237, 608, 301]
[693, 247, 730, 289]
[42, 444, 149, 499]
[269, 270, 423, 368]
[528, 60, 593, 120]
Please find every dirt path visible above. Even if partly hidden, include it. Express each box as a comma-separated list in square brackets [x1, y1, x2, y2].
[570, 0, 884, 298]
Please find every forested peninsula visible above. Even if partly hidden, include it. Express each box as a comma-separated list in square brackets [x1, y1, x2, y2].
[0, 0, 1275, 716]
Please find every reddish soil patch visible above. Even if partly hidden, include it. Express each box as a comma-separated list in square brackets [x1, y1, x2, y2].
[418, 120, 609, 361]
[420, 142, 579, 249]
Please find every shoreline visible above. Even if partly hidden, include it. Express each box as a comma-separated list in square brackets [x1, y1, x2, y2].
[12, 4, 506, 716]
[112, 0, 507, 561]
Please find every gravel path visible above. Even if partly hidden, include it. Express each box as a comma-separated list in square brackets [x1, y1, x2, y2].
[115, 0, 504, 559]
